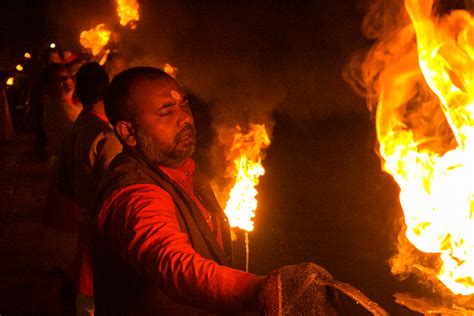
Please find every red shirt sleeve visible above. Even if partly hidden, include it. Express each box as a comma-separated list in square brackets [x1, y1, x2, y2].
[97, 184, 262, 312]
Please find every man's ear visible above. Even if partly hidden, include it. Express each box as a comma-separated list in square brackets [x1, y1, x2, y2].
[116, 121, 137, 147]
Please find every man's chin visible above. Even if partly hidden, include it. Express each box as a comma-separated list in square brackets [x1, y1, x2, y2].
[178, 139, 195, 153]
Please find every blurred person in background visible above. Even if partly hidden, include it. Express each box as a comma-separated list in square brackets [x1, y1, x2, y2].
[58, 62, 122, 315]
[41, 63, 82, 287]
[104, 52, 128, 79]
[42, 63, 82, 160]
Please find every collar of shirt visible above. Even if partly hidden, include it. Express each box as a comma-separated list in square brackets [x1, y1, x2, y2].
[160, 158, 195, 194]
[89, 110, 109, 124]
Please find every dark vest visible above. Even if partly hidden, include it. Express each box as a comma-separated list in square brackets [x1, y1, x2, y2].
[93, 149, 233, 315]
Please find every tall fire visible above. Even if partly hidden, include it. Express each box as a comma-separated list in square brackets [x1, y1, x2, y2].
[223, 124, 270, 232]
[347, 0, 474, 299]
[217, 124, 270, 271]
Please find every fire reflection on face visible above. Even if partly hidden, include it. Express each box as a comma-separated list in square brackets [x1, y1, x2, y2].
[131, 79, 196, 168]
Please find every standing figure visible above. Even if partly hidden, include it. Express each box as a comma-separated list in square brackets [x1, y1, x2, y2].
[42, 63, 82, 160]
[94, 67, 263, 314]
[58, 62, 122, 316]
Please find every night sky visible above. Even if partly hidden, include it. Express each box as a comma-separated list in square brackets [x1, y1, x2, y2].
[1, 0, 371, 122]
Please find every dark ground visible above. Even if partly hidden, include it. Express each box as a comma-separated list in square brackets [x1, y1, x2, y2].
[0, 110, 425, 315]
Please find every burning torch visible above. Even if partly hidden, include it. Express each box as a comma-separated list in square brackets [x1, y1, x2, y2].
[221, 123, 270, 272]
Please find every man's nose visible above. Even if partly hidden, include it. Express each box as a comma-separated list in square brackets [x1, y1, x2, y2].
[177, 107, 193, 125]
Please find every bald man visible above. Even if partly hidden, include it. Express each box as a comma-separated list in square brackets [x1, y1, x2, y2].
[93, 67, 262, 315]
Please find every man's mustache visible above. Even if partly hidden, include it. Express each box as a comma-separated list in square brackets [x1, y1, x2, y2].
[176, 124, 196, 141]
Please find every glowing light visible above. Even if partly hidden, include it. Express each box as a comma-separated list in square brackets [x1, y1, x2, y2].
[222, 124, 270, 232]
[24, 53, 31, 59]
[6, 77, 14, 86]
[16, 64, 23, 72]
[116, 0, 140, 29]
[50, 43, 56, 49]
[79, 24, 111, 56]
[164, 63, 178, 78]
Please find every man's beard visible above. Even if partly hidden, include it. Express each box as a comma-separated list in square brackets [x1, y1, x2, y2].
[135, 123, 196, 168]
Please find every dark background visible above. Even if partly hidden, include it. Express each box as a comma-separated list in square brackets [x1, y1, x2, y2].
[0, 0, 429, 314]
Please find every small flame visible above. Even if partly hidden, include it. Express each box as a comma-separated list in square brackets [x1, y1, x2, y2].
[16, 64, 23, 72]
[6, 77, 14, 86]
[24, 53, 31, 59]
[223, 124, 270, 232]
[164, 63, 178, 78]
[79, 24, 111, 56]
[116, 0, 140, 29]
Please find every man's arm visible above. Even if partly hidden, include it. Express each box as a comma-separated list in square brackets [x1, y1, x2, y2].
[98, 184, 262, 313]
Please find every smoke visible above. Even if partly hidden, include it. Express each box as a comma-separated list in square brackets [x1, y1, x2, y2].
[343, 0, 410, 112]
[114, 0, 369, 124]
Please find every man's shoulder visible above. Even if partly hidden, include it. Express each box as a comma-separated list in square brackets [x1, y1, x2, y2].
[73, 111, 112, 136]
[67, 112, 115, 152]
[97, 183, 174, 231]
[98, 153, 162, 202]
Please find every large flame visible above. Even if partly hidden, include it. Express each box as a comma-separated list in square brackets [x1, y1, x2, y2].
[357, 0, 474, 295]
[79, 24, 111, 56]
[116, 0, 140, 29]
[223, 124, 270, 232]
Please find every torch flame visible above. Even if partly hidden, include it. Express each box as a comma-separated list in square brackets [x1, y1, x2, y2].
[359, 0, 474, 295]
[223, 124, 270, 232]
[79, 24, 111, 56]
[116, 0, 140, 29]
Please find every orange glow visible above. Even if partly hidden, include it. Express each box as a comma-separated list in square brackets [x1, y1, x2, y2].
[24, 53, 31, 59]
[164, 63, 178, 78]
[222, 124, 270, 232]
[79, 24, 111, 56]
[116, 0, 140, 29]
[16, 64, 23, 72]
[362, 0, 474, 295]
[6, 77, 14, 86]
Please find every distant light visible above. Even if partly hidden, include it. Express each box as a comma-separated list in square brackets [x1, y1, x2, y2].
[164, 63, 178, 78]
[16, 64, 24, 71]
[24, 52, 31, 59]
[6, 77, 14, 86]
[50, 43, 56, 49]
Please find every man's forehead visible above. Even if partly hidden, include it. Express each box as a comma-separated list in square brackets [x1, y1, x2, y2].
[131, 78, 183, 99]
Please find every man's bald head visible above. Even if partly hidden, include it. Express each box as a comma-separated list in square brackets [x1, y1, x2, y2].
[104, 67, 177, 128]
